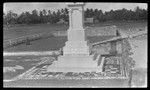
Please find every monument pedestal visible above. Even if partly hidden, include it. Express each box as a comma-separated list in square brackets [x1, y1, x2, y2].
[47, 54, 102, 72]
[63, 41, 90, 55]
[47, 3, 103, 73]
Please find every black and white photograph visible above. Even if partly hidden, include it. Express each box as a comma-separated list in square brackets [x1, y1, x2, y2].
[3, 2, 147, 88]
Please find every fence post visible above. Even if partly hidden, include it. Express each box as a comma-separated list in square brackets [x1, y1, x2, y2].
[26, 37, 31, 45]
[128, 68, 133, 87]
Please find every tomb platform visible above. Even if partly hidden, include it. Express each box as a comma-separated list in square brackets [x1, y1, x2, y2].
[47, 54, 102, 72]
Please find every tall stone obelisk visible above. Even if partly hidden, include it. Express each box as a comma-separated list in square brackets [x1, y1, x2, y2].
[47, 3, 101, 72]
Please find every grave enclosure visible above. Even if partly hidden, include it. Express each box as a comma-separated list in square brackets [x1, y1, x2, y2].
[46, 3, 132, 77]
[4, 3, 135, 81]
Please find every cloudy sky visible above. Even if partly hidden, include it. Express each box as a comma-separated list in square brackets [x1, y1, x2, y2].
[4, 2, 147, 14]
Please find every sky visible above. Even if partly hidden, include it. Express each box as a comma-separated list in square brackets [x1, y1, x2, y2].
[3, 2, 147, 14]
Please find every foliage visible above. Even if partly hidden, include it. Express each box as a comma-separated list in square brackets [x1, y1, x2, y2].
[3, 6, 147, 25]
[121, 38, 135, 78]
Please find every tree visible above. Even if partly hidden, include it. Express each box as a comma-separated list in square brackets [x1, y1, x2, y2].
[61, 8, 65, 14]
[140, 9, 147, 20]
[136, 8, 147, 20]
[39, 10, 44, 23]
[93, 9, 99, 19]
[4, 10, 18, 25]
[3, 7, 147, 25]
[47, 10, 53, 23]
[48, 10, 51, 16]
[63, 8, 69, 22]
[85, 8, 90, 18]
[31, 9, 40, 24]
[24, 11, 32, 24]
[42, 9, 47, 16]
[17, 12, 31, 24]
[60, 8, 69, 22]
[96, 10, 104, 22]
[57, 10, 61, 19]
[134, 6, 142, 21]
[51, 11, 59, 23]
[64, 8, 69, 15]
[42, 9, 48, 23]
[32, 9, 38, 16]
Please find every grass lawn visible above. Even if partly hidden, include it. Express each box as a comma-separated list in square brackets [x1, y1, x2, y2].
[4, 36, 114, 52]
[3, 21, 147, 52]
[3, 21, 147, 41]
[3, 24, 68, 40]
[93, 20, 147, 30]
[4, 36, 67, 52]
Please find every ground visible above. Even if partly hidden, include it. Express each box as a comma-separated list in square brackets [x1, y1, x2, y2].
[3, 21, 147, 87]
[4, 79, 129, 87]
[3, 24, 68, 40]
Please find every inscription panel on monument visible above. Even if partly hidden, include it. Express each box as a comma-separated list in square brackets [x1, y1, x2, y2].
[72, 10, 83, 29]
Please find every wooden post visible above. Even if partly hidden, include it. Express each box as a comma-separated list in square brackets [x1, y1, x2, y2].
[110, 41, 117, 55]
[26, 37, 31, 45]
[128, 68, 133, 87]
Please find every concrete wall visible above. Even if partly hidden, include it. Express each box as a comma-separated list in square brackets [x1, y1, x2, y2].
[92, 40, 122, 55]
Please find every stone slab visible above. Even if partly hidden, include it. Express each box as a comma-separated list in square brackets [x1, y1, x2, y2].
[47, 55, 102, 72]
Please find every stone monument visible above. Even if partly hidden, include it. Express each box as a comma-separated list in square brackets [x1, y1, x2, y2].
[47, 3, 102, 72]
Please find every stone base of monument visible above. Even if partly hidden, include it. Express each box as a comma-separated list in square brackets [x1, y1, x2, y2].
[47, 54, 102, 72]
[63, 41, 90, 55]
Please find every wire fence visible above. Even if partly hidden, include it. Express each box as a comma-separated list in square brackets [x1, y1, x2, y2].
[3, 32, 54, 49]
